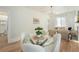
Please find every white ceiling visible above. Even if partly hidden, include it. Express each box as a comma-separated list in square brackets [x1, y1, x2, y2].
[0, 6, 79, 15]
[27, 6, 79, 15]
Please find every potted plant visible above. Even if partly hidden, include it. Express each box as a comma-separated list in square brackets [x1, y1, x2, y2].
[34, 27, 48, 45]
[35, 27, 43, 37]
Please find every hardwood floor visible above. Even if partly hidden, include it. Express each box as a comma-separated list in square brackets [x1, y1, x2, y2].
[0, 40, 21, 52]
[0, 35, 21, 52]
[1, 35, 79, 52]
[60, 39, 79, 52]
[0, 36, 8, 47]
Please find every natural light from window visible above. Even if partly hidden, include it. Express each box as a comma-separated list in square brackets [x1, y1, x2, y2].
[56, 17, 66, 27]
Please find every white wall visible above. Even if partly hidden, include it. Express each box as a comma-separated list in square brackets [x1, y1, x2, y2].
[48, 11, 76, 30]
[0, 7, 49, 43]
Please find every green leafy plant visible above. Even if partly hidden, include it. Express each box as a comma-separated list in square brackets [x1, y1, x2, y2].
[35, 27, 43, 36]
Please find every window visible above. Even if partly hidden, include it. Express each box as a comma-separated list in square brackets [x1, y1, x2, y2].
[0, 15, 8, 33]
[56, 17, 66, 27]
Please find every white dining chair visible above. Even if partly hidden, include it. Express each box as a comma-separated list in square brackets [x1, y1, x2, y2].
[20, 32, 31, 50]
[44, 33, 61, 52]
[20, 32, 27, 41]
[22, 44, 45, 52]
[20, 32, 30, 43]
[52, 33, 61, 52]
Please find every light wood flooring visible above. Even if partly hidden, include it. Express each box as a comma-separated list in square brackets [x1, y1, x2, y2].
[1, 35, 79, 52]
[0, 36, 21, 52]
[60, 39, 79, 52]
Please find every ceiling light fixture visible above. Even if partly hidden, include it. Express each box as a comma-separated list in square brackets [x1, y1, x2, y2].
[49, 6, 54, 19]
